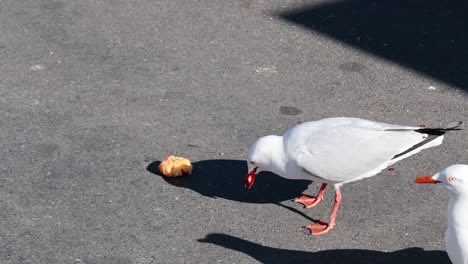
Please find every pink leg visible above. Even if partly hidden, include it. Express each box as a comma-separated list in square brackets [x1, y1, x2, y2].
[295, 183, 327, 208]
[306, 187, 342, 235]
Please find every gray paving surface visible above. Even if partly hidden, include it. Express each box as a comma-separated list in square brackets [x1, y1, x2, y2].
[1, 0, 467, 263]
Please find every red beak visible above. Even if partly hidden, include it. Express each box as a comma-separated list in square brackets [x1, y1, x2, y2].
[414, 175, 440, 184]
[244, 167, 258, 189]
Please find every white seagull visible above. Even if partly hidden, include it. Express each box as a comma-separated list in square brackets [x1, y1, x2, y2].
[415, 165, 468, 264]
[244, 117, 462, 235]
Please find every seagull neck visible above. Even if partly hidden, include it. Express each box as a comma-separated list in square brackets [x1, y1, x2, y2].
[448, 195, 468, 229]
[265, 136, 288, 176]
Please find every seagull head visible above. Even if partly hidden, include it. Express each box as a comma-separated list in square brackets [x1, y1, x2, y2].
[415, 164, 468, 196]
[244, 136, 279, 189]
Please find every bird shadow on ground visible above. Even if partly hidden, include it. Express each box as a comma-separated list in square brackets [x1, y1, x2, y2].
[146, 160, 311, 204]
[278, 0, 468, 92]
[147, 160, 318, 221]
[198, 233, 451, 264]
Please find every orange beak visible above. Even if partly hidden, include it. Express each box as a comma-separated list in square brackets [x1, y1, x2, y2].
[414, 175, 440, 184]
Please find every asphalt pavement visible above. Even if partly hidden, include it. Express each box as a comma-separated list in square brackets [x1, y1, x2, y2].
[1, 0, 467, 263]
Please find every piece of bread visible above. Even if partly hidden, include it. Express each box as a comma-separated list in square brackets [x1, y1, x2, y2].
[158, 155, 192, 177]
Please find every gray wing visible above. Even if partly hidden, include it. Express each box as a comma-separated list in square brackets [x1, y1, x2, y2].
[286, 125, 430, 182]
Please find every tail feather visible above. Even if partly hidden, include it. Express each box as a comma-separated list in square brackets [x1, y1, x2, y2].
[390, 121, 461, 160]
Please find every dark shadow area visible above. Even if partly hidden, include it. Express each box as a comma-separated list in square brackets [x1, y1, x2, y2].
[198, 233, 450, 264]
[279, 0, 468, 92]
[146, 160, 311, 204]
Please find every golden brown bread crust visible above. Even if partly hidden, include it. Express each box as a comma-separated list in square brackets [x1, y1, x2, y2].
[158, 155, 192, 177]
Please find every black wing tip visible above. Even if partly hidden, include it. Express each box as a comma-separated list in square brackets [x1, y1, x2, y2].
[444, 121, 463, 130]
[414, 121, 463, 135]
[391, 134, 439, 160]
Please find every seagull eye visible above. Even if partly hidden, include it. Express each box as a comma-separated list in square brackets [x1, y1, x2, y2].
[250, 161, 255, 165]
[448, 176, 457, 183]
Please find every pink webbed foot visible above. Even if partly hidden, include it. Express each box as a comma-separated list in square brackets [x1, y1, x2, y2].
[306, 220, 335, 235]
[305, 187, 342, 236]
[294, 195, 323, 208]
[294, 183, 327, 209]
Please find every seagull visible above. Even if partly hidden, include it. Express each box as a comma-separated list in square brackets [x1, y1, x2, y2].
[415, 165, 468, 264]
[244, 117, 462, 235]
